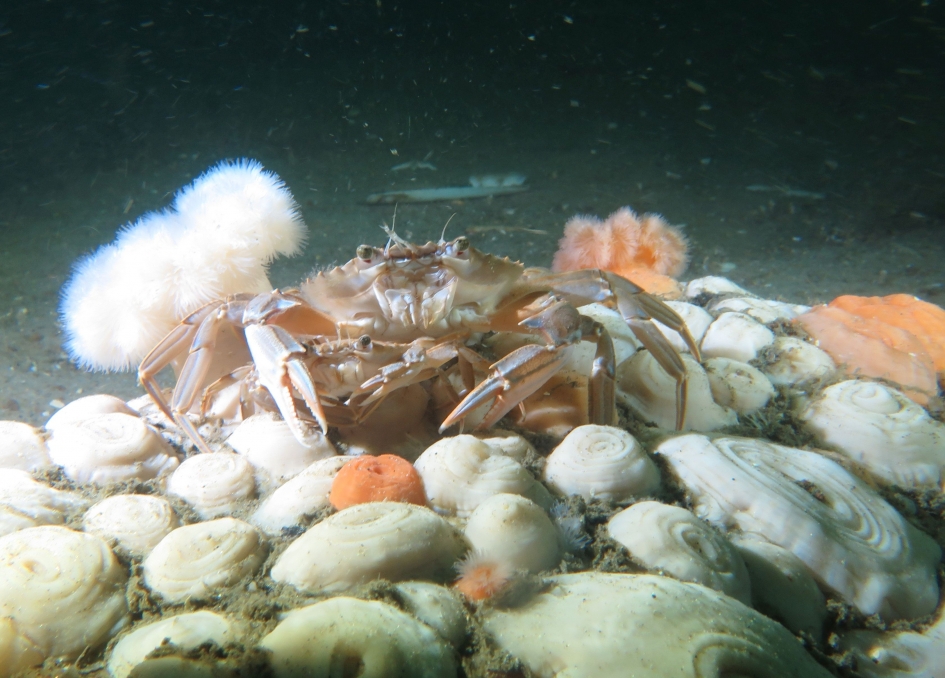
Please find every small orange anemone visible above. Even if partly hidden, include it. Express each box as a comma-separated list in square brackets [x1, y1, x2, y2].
[552, 207, 688, 297]
[454, 552, 511, 602]
[328, 454, 427, 510]
[796, 296, 943, 404]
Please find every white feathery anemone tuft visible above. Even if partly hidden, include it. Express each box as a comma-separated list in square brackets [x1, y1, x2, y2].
[59, 159, 305, 372]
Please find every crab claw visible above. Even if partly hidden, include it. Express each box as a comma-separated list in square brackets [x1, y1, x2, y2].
[244, 324, 328, 442]
[439, 343, 569, 432]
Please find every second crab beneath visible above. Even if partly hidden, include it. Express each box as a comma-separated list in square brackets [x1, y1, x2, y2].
[139, 231, 700, 453]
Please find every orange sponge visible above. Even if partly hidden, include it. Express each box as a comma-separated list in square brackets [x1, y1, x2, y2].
[329, 454, 427, 510]
[828, 294, 945, 372]
[796, 302, 939, 404]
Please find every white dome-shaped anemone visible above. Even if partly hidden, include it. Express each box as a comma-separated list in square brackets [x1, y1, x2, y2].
[483, 572, 832, 678]
[652, 301, 713, 354]
[0, 469, 85, 537]
[760, 336, 835, 386]
[46, 413, 179, 484]
[250, 456, 351, 536]
[0, 526, 129, 670]
[463, 494, 561, 574]
[270, 502, 467, 593]
[731, 533, 826, 638]
[259, 597, 456, 677]
[708, 296, 809, 324]
[166, 452, 256, 519]
[107, 611, 239, 678]
[607, 501, 751, 604]
[655, 434, 941, 621]
[685, 276, 751, 299]
[0, 421, 50, 471]
[142, 518, 267, 603]
[543, 425, 660, 501]
[800, 379, 945, 489]
[700, 311, 775, 363]
[82, 494, 179, 557]
[617, 352, 736, 431]
[393, 582, 468, 647]
[414, 435, 551, 516]
[226, 413, 337, 491]
[703, 357, 775, 415]
[44, 394, 137, 433]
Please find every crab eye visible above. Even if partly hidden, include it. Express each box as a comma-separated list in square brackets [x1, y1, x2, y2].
[356, 245, 374, 261]
[357, 335, 372, 349]
[454, 237, 469, 253]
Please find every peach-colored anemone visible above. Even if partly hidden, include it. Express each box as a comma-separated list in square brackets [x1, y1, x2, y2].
[551, 207, 688, 296]
[796, 304, 937, 405]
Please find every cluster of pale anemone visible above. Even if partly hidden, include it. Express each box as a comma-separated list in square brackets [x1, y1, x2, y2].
[0, 161, 942, 677]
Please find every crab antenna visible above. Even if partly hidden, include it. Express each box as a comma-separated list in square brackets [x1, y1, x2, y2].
[439, 213, 457, 244]
[383, 203, 399, 255]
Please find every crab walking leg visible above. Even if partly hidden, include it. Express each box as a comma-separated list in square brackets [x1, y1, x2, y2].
[139, 299, 253, 454]
[521, 268, 696, 429]
[440, 343, 571, 432]
[138, 301, 227, 422]
[244, 324, 328, 442]
[353, 337, 486, 407]
[585, 322, 617, 426]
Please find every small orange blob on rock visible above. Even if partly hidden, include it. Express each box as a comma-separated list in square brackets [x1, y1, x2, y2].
[552, 207, 688, 297]
[454, 552, 511, 602]
[329, 454, 427, 510]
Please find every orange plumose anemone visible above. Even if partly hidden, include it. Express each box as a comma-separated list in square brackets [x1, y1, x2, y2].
[796, 297, 942, 405]
[328, 454, 427, 510]
[551, 207, 688, 298]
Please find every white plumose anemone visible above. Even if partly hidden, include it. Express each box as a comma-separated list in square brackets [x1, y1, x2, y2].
[760, 336, 836, 386]
[703, 357, 775, 415]
[250, 456, 352, 536]
[652, 301, 713, 353]
[60, 159, 305, 372]
[44, 394, 137, 433]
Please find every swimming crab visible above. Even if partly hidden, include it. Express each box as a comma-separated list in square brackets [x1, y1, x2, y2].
[139, 230, 700, 453]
